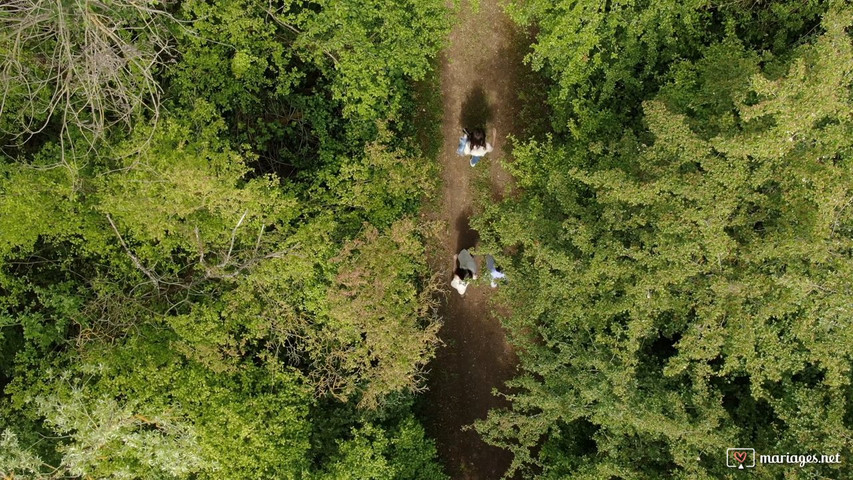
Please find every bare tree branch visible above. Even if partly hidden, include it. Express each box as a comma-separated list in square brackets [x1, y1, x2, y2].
[0, 0, 177, 156]
[106, 213, 160, 291]
[219, 210, 249, 268]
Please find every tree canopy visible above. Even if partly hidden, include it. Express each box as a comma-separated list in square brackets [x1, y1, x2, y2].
[1, 0, 451, 477]
[475, 3, 853, 478]
[3, 0, 852, 477]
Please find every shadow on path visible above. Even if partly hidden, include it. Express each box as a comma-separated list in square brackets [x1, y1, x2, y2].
[419, 1, 528, 479]
[455, 208, 480, 252]
[460, 85, 493, 133]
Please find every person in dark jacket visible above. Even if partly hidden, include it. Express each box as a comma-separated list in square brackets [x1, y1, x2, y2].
[451, 249, 478, 295]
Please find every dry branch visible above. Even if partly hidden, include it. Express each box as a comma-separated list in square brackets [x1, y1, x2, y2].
[106, 213, 160, 290]
[0, 0, 175, 154]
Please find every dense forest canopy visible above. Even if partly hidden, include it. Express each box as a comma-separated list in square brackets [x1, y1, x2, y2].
[475, 1, 853, 478]
[2, 0, 853, 478]
[1, 0, 451, 477]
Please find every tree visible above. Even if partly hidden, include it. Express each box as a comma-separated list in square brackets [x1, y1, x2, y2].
[170, 0, 450, 174]
[503, 0, 826, 141]
[474, 7, 853, 478]
[318, 417, 448, 480]
[318, 219, 442, 409]
[3, 331, 314, 479]
[1, 0, 450, 477]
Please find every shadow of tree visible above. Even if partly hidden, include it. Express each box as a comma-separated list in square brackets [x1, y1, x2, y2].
[459, 84, 493, 132]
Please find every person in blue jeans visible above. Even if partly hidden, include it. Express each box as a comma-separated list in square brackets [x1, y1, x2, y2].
[485, 254, 506, 288]
[457, 128, 494, 166]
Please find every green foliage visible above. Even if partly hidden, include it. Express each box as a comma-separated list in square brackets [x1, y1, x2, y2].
[505, 0, 711, 139]
[171, 0, 450, 174]
[319, 417, 448, 480]
[320, 219, 442, 409]
[172, 0, 300, 114]
[0, 145, 82, 259]
[311, 123, 438, 231]
[35, 391, 208, 479]
[4, 332, 313, 479]
[505, 0, 827, 142]
[0, 0, 450, 477]
[0, 429, 45, 478]
[477, 6, 853, 479]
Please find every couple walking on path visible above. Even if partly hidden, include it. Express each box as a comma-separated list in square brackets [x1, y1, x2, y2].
[456, 127, 495, 166]
[452, 123, 502, 294]
[451, 249, 506, 295]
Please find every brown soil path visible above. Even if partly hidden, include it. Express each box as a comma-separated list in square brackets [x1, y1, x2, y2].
[422, 1, 524, 479]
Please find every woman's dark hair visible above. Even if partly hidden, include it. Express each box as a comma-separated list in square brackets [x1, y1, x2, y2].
[455, 267, 472, 280]
[469, 128, 486, 149]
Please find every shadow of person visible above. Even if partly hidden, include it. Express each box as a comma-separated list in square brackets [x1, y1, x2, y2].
[460, 84, 493, 132]
[455, 207, 479, 253]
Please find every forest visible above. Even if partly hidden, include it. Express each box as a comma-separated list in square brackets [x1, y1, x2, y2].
[1, 0, 852, 479]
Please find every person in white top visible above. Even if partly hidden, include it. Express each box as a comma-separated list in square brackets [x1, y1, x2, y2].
[451, 249, 478, 295]
[456, 127, 494, 166]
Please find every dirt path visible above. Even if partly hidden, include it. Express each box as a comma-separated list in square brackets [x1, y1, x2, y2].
[422, 1, 525, 479]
